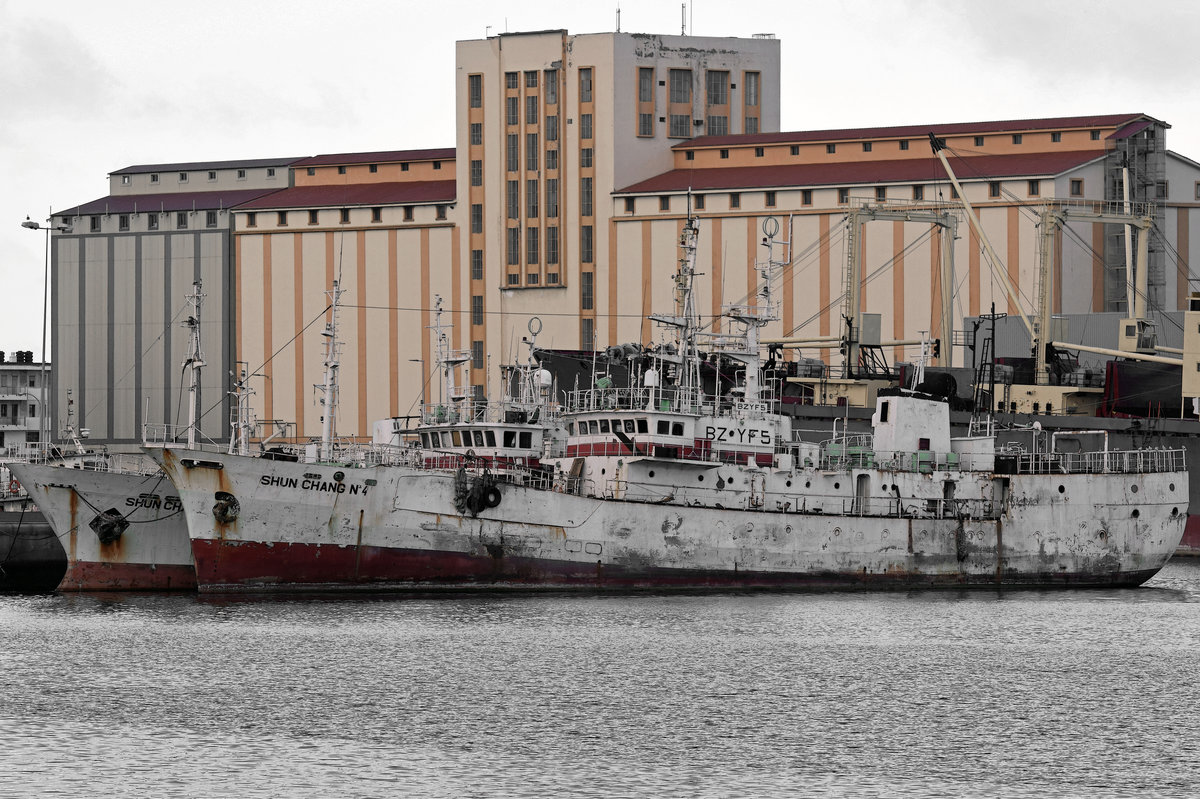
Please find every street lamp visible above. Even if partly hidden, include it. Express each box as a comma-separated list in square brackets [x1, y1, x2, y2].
[20, 215, 71, 449]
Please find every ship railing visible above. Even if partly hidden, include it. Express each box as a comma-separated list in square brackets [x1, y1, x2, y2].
[566, 387, 717, 416]
[1012, 447, 1186, 475]
[420, 399, 563, 427]
[820, 445, 1000, 473]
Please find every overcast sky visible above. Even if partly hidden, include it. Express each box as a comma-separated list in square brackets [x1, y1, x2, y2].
[3, 0, 1197, 358]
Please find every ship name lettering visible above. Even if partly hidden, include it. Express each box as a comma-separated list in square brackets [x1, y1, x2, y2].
[704, 425, 772, 446]
[125, 494, 181, 511]
[260, 475, 300, 489]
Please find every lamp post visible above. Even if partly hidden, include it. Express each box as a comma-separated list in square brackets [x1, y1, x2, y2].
[20, 215, 71, 448]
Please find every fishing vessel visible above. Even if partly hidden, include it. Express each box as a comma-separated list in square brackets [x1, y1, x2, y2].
[149, 207, 1188, 592]
[0, 472, 66, 593]
[7, 282, 208, 591]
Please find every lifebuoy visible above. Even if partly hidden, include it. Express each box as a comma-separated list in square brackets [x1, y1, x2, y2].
[8, 479, 19, 493]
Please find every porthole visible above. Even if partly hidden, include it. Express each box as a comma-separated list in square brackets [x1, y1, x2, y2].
[648, 470, 655, 478]
[834, 482, 840, 490]
[1131, 509, 1140, 518]
[1058, 485, 1065, 494]
[1172, 507, 1180, 517]
[805, 481, 811, 488]
[1131, 484, 1139, 493]
[600, 468, 606, 476]
[697, 474, 705, 482]
[785, 480, 792, 487]
[1170, 483, 1176, 492]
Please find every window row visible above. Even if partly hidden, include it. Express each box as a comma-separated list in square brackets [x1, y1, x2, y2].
[245, 205, 448, 227]
[471, 70, 560, 109]
[95, 210, 222, 232]
[140, 168, 277, 185]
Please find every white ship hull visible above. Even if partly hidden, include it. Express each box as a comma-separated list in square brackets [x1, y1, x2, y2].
[151, 446, 1187, 592]
[8, 460, 196, 591]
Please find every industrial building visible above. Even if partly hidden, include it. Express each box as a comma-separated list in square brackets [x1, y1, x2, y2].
[44, 28, 1200, 445]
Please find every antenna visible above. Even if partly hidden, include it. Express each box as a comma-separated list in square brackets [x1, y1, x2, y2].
[616, 3, 621, 32]
[681, 3, 686, 34]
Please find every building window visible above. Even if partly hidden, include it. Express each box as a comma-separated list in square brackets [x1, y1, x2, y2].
[179, 172, 188, 182]
[527, 179, 539, 217]
[401, 163, 409, 171]
[206, 171, 216, 181]
[987, 181, 1000, 198]
[1012, 134, 1023, 144]
[527, 227, 539, 264]
[436, 205, 447, 221]
[639, 67, 654, 102]
[470, 123, 482, 146]
[206, 210, 218, 228]
[546, 226, 559, 264]
[581, 113, 593, 139]
[790, 145, 800, 156]
[277, 211, 288, 226]
[705, 70, 728, 106]
[912, 185, 924, 201]
[118, 214, 129, 231]
[472, 295, 484, 326]
[581, 225, 593, 263]
[581, 271, 594, 310]
[526, 95, 538, 125]
[1051, 132, 1062, 143]
[580, 147, 593, 168]
[1156, 181, 1169, 199]
[505, 71, 518, 89]
[339, 208, 350, 224]
[579, 67, 593, 102]
[685, 151, 695, 161]
[506, 96, 519, 126]
[507, 228, 520, 265]
[874, 187, 885, 201]
[308, 209, 319, 225]
[659, 195, 670, 212]
[581, 177, 593, 217]
[706, 116, 728, 136]
[546, 115, 558, 141]
[765, 191, 776, 207]
[1070, 179, 1084, 197]
[337, 166, 346, 175]
[472, 341, 484, 370]
[899, 140, 909, 151]
[150, 173, 159, 184]
[546, 149, 558, 171]
[1195, 182, 1200, 201]
[974, 136, 984, 147]
[1091, 130, 1101, 140]
[801, 189, 813, 206]
[372, 207, 382, 222]
[470, 159, 483, 186]
[638, 113, 653, 136]
[669, 69, 691, 103]
[730, 192, 740, 209]
[177, 212, 188, 229]
[863, 142, 873, 153]
[546, 179, 558, 217]
[404, 206, 415, 221]
[507, 134, 518, 171]
[581, 318, 594, 350]
[526, 134, 539, 170]
[745, 117, 759, 135]
[121, 175, 130, 185]
[1028, 180, 1040, 196]
[625, 197, 635, 214]
[669, 114, 691, 138]
[544, 69, 558, 104]
[754, 147, 764, 157]
[744, 71, 760, 106]
[507, 274, 520, 286]
[525, 70, 538, 88]
[838, 188, 850, 204]
[367, 164, 377, 174]
[307, 167, 316, 176]
[527, 273, 539, 285]
[547, 273, 560, 285]
[148, 213, 160, 230]
[469, 74, 482, 108]
[471, 249, 484, 280]
[826, 144, 836, 154]
[267, 168, 275, 178]
[507, 180, 519, 219]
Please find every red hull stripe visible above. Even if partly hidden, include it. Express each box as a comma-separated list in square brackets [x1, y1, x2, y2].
[190, 538, 1161, 592]
[58, 561, 197, 592]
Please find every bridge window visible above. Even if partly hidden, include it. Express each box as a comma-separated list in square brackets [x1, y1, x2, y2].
[485, 431, 496, 446]
[637, 419, 648, 433]
[452, 431, 463, 447]
[672, 422, 685, 436]
[599, 420, 610, 433]
[657, 420, 670, 434]
[504, 431, 516, 447]
[519, 431, 532, 448]
[473, 431, 485, 447]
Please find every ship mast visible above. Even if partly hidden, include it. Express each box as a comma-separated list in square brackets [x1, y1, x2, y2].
[648, 199, 703, 402]
[182, 280, 205, 449]
[316, 279, 343, 462]
[721, 216, 785, 404]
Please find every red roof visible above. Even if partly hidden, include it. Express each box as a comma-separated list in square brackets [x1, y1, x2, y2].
[234, 181, 456, 210]
[292, 148, 455, 167]
[618, 151, 1106, 194]
[58, 188, 286, 216]
[675, 113, 1161, 149]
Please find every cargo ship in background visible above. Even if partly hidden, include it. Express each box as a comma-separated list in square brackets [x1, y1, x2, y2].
[148, 209, 1188, 593]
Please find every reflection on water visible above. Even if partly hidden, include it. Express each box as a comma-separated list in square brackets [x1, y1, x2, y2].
[3, 561, 1200, 798]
